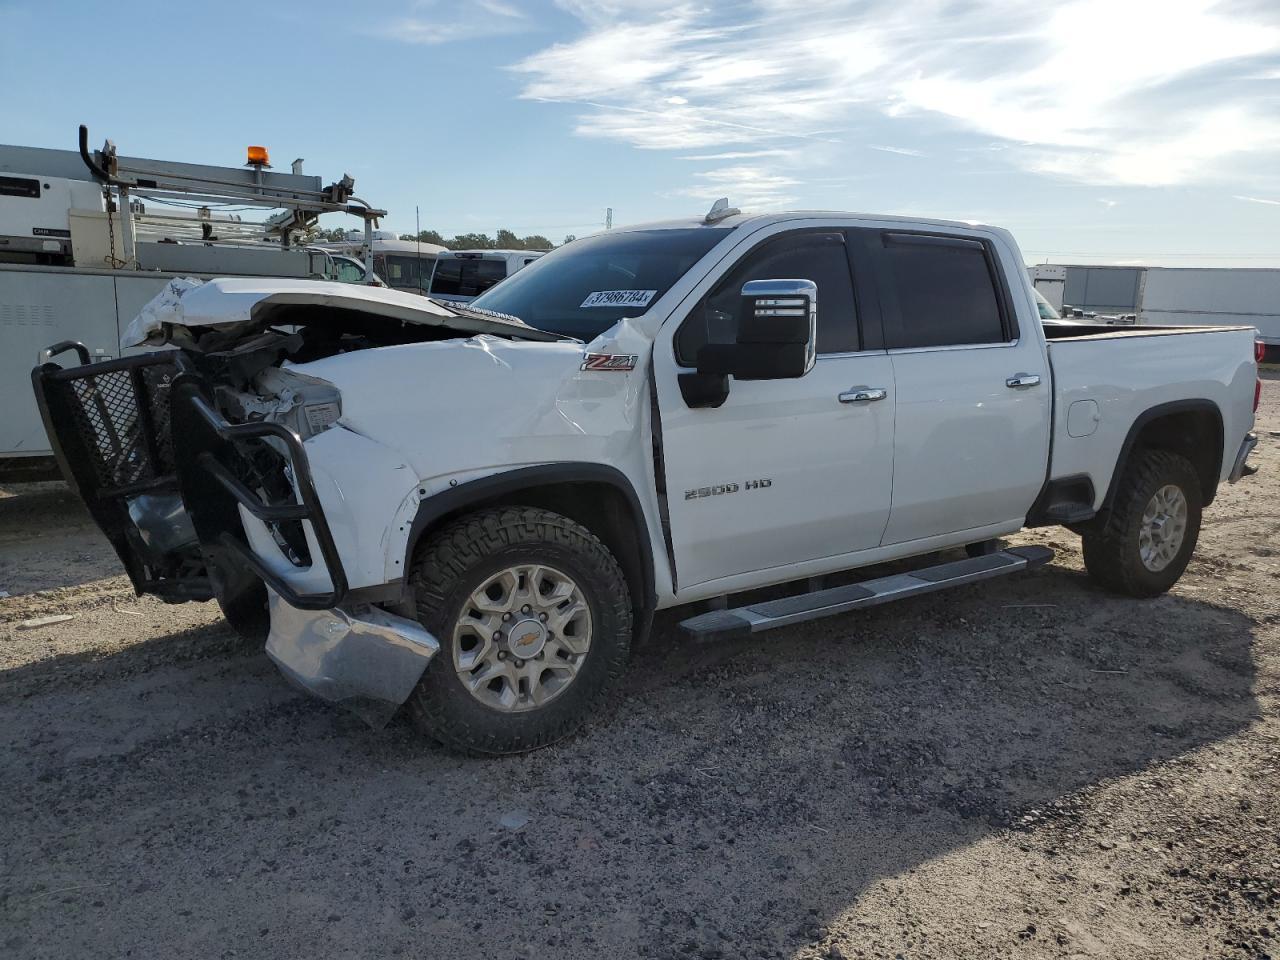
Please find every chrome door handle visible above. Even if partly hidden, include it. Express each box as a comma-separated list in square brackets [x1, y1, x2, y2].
[1006, 373, 1041, 388]
[838, 386, 888, 403]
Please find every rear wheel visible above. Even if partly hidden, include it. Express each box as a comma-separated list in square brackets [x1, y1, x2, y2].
[406, 506, 632, 755]
[1082, 449, 1202, 597]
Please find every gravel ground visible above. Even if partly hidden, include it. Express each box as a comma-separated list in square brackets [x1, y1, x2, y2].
[2, 376, 1278, 960]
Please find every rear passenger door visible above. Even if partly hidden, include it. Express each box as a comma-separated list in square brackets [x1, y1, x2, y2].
[862, 230, 1050, 545]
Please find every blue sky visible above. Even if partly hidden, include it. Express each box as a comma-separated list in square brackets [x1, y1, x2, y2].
[4, 0, 1280, 265]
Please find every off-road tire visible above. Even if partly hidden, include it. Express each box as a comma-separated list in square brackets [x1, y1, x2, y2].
[1082, 449, 1202, 598]
[406, 506, 632, 755]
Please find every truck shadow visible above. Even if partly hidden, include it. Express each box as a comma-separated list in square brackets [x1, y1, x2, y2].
[1, 560, 1261, 958]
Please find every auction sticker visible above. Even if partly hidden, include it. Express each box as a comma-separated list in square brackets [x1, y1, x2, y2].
[579, 289, 657, 308]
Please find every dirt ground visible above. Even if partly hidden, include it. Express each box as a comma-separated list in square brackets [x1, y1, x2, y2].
[2, 380, 1279, 960]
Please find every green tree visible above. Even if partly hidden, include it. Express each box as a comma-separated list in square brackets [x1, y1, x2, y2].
[399, 229, 447, 246]
[312, 226, 349, 242]
[449, 232, 496, 250]
[384, 227, 561, 251]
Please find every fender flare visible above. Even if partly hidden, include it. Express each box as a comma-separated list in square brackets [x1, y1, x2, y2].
[403, 462, 657, 623]
[1101, 398, 1224, 511]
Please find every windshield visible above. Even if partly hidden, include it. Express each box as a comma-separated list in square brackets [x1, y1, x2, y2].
[469, 227, 732, 339]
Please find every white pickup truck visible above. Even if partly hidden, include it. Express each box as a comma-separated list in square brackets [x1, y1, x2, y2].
[34, 205, 1260, 754]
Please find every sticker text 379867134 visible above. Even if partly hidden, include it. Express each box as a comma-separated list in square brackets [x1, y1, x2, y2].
[579, 290, 657, 309]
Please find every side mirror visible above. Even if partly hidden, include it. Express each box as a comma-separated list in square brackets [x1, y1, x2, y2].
[679, 279, 818, 408]
[695, 278, 817, 380]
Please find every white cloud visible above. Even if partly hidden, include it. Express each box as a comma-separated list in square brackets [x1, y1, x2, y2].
[379, 0, 529, 45]
[677, 149, 795, 161]
[869, 145, 926, 158]
[511, 0, 1280, 196]
[1235, 194, 1280, 205]
[670, 164, 801, 209]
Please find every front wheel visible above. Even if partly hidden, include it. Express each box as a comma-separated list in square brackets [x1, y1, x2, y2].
[1082, 449, 1202, 597]
[406, 506, 632, 755]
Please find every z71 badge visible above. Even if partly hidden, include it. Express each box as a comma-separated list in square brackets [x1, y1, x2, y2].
[580, 353, 638, 372]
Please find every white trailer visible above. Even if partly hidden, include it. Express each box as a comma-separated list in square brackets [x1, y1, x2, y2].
[1139, 268, 1280, 346]
[1030, 263, 1280, 348]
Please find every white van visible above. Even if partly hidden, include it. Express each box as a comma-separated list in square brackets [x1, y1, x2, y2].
[315, 230, 445, 296]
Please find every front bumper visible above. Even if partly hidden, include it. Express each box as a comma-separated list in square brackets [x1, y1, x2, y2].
[1229, 433, 1259, 483]
[265, 592, 439, 726]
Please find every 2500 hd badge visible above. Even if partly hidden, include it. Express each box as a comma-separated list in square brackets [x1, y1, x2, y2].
[685, 478, 772, 500]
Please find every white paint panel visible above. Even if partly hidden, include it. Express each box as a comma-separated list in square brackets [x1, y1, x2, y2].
[1046, 327, 1257, 505]
[0, 270, 120, 457]
[657, 353, 896, 588]
[883, 341, 1050, 544]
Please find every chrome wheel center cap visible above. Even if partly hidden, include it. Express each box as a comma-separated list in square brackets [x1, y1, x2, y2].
[506, 618, 548, 659]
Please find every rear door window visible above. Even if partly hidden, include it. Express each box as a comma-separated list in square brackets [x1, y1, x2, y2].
[875, 233, 1010, 348]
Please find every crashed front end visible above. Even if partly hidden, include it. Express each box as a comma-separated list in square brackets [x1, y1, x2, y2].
[166, 365, 441, 724]
[31, 277, 569, 724]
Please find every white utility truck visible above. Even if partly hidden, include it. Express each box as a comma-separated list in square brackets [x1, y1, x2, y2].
[34, 202, 1260, 754]
[1, 126, 385, 479]
[314, 231, 446, 296]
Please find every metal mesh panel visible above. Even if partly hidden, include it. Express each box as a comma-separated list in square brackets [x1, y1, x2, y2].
[54, 357, 176, 492]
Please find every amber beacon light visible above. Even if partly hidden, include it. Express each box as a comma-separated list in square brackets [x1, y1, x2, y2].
[245, 145, 270, 167]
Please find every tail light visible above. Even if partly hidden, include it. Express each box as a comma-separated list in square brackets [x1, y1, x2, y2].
[1256, 339, 1266, 363]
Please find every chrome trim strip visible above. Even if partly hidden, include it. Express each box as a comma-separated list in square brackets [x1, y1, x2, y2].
[888, 339, 1020, 355]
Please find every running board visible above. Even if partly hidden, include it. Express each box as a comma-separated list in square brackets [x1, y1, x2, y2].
[678, 545, 1054, 641]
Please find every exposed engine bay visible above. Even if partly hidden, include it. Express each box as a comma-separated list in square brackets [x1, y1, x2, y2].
[34, 277, 568, 629]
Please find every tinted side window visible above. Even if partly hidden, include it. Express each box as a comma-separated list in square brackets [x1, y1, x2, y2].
[432, 259, 509, 297]
[878, 234, 1007, 348]
[676, 232, 858, 364]
[471, 259, 508, 295]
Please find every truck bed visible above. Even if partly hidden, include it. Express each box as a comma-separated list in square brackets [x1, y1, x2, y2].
[1045, 323, 1257, 510]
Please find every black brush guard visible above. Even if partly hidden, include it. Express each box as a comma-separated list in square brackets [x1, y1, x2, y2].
[32, 342, 348, 610]
[168, 375, 348, 610]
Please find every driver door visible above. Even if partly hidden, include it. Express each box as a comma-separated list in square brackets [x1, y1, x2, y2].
[652, 226, 896, 594]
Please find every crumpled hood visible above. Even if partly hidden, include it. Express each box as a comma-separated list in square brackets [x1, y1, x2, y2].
[120, 276, 562, 349]
[285, 318, 654, 479]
